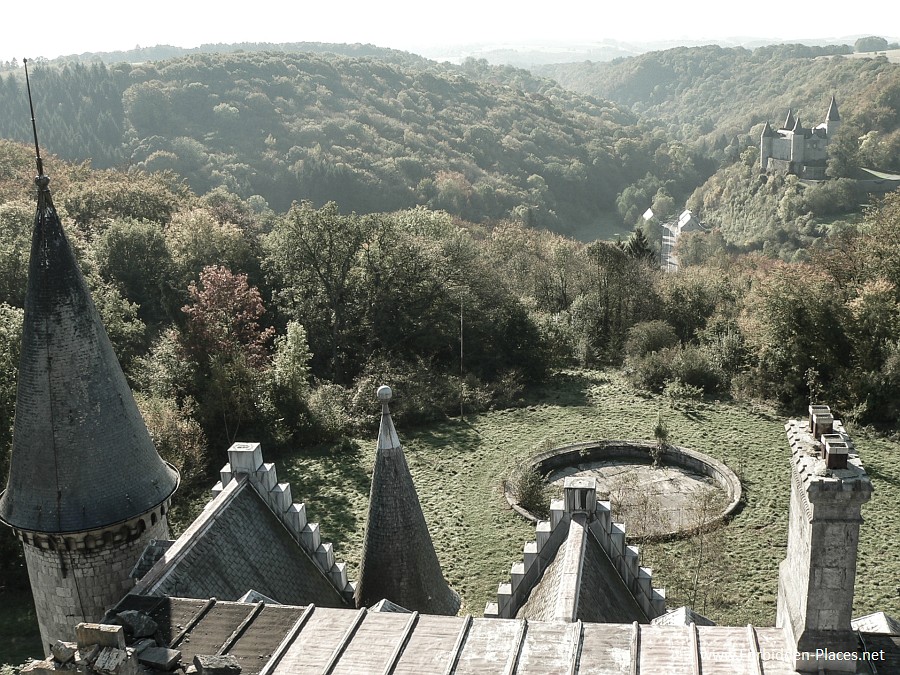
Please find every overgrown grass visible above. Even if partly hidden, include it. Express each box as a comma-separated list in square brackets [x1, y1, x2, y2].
[4, 368, 899, 666]
[284, 368, 899, 625]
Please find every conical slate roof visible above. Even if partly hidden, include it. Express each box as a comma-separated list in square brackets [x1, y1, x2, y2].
[782, 109, 795, 130]
[0, 175, 178, 534]
[827, 95, 840, 121]
[761, 121, 777, 138]
[354, 386, 459, 615]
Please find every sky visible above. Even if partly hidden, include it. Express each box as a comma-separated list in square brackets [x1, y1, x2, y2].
[2, 0, 898, 63]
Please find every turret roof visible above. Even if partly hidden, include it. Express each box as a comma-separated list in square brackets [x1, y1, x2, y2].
[827, 94, 841, 121]
[761, 121, 777, 138]
[354, 386, 460, 615]
[782, 109, 796, 130]
[0, 174, 178, 533]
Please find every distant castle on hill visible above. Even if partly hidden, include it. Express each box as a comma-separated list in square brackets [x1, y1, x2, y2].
[760, 96, 840, 180]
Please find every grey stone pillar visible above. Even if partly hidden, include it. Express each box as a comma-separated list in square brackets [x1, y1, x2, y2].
[776, 410, 872, 672]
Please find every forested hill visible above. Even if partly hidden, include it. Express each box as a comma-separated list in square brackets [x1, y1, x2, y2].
[0, 51, 710, 232]
[536, 44, 900, 169]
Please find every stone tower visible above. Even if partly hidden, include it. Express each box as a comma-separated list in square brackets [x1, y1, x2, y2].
[354, 386, 460, 615]
[776, 405, 872, 672]
[0, 171, 179, 652]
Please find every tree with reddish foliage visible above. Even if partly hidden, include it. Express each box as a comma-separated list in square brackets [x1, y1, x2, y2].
[180, 265, 275, 443]
[182, 265, 274, 369]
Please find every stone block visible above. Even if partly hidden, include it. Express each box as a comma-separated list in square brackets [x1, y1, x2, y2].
[550, 499, 565, 528]
[219, 463, 233, 487]
[76, 623, 125, 650]
[523, 541, 538, 570]
[75, 645, 99, 666]
[117, 610, 158, 638]
[227, 442, 263, 474]
[484, 602, 499, 618]
[300, 522, 320, 551]
[284, 503, 307, 537]
[497, 583, 513, 618]
[253, 463, 277, 491]
[268, 483, 292, 513]
[193, 654, 242, 675]
[138, 647, 182, 671]
[330, 561, 348, 589]
[315, 542, 334, 571]
[51, 641, 77, 664]
[536, 521, 552, 551]
[131, 639, 156, 655]
[510, 562, 525, 592]
[211, 482, 224, 498]
[20, 658, 58, 674]
[93, 647, 127, 674]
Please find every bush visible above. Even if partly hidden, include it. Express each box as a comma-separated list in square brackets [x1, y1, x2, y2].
[670, 344, 729, 397]
[625, 320, 679, 359]
[307, 383, 353, 442]
[513, 465, 549, 518]
[136, 394, 208, 486]
[627, 349, 675, 393]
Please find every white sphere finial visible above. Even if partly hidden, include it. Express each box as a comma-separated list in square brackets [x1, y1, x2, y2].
[377, 385, 393, 402]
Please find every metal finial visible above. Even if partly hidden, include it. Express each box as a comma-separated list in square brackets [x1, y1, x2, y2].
[23, 58, 45, 180]
[377, 385, 393, 402]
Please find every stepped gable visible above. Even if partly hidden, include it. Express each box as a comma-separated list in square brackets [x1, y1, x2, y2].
[486, 476, 664, 623]
[0, 173, 177, 534]
[354, 385, 460, 615]
[132, 442, 352, 607]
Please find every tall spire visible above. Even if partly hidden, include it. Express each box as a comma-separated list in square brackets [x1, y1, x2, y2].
[354, 386, 460, 615]
[783, 109, 795, 130]
[826, 94, 840, 121]
[0, 72, 178, 534]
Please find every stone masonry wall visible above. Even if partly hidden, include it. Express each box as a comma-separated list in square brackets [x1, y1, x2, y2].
[24, 515, 169, 654]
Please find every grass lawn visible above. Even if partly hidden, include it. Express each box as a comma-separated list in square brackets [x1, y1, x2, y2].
[3, 368, 899, 667]
[278, 368, 900, 626]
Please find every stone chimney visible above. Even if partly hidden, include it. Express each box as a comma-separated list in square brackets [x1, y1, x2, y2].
[776, 405, 873, 672]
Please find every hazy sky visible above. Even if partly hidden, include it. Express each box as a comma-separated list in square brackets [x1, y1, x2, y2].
[3, 0, 898, 62]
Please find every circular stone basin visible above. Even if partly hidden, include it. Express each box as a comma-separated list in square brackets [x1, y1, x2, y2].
[513, 440, 742, 541]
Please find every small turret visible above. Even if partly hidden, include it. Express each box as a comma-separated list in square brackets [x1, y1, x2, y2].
[354, 386, 460, 615]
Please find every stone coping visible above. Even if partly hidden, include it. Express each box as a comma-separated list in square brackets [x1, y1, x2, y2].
[506, 440, 743, 541]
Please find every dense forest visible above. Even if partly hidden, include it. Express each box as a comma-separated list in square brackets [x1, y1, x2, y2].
[537, 44, 900, 168]
[537, 44, 900, 255]
[0, 52, 710, 234]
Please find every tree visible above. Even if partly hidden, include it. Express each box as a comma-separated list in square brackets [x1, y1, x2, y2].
[265, 202, 375, 383]
[180, 266, 275, 443]
[182, 265, 274, 368]
[854, 36, 889, 53]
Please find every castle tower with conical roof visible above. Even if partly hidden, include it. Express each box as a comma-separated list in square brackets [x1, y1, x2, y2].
[0, 169, 179, 652]
[354, 386, 460, 615]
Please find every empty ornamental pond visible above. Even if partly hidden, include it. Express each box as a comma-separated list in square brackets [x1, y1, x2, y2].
[520, 440, 742, 540]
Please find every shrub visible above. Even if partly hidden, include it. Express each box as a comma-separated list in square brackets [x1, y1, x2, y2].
[670, 345, 729, 397]
[307, 383, 353, 442]
[513, 465, 549, 518]
[625, 320, 679, 359]
[627, 349, 675, 393]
